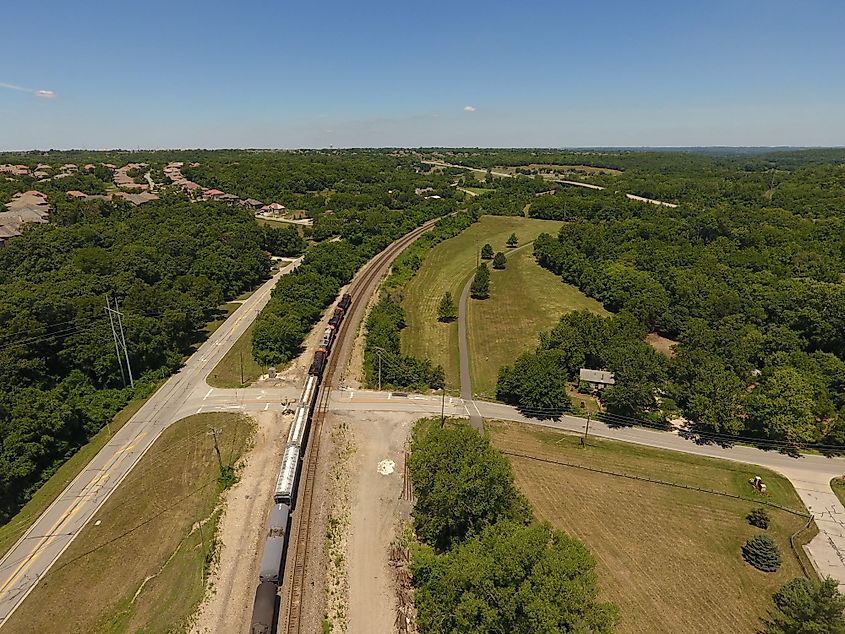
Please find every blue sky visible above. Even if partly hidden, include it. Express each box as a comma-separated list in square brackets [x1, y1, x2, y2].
[1, 0, 843, 149]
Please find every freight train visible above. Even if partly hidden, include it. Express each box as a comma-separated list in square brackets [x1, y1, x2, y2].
[249, 293, 352, 634]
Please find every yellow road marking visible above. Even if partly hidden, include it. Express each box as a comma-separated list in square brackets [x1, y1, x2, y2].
[0, 433, 146, 597]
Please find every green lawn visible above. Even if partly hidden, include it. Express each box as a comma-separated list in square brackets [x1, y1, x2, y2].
[468, 246, 608, 398]
[4, 413, 253, 634]
[462, 187, 494, 196]
[831, 477, 845, 506]
[400, 216, 564, 392]
[205, 322, 266, 388]
[490, 420, 816, 634]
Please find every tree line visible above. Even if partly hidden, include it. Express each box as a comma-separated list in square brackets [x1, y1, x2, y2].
[0, 192, 272, 520]
[523, 177, 845, 448]
[408, 419, 617, 633]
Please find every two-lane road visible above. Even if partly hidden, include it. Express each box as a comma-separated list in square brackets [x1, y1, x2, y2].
[0, 258, 301, 625]
[328, 388, 845, 588]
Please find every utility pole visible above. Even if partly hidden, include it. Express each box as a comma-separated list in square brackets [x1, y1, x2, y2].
[105, 296, 126, 387]
[106, 296, 135, 388]
[440, 385, 446, 427]
[582, 411, 592, 447]
[239, 352, 244, 385]
[378, 352, 382, 392]
[207, 427, 224, 470]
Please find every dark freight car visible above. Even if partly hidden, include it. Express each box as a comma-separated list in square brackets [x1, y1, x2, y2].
[308, 350, 326, 376]
[250, 581, 277, 634]
[338, 293, 352, 310]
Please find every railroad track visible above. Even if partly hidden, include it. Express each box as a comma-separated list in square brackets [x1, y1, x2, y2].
[281, 217, 441, 633]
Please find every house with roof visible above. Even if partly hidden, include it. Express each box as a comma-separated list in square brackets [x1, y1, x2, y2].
[242, 198, 265, 209]
[579, 368, 616, 389]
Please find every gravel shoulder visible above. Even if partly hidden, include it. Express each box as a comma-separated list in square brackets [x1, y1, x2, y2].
[337, 410, 416, 633]
[190, 411, 292, 634]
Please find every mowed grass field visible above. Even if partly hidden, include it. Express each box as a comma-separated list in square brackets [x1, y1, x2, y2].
[4, 413, 253, 634]
[468, 246, 608, 398]
[401, 216, 564, 391]
[489, 420, 816, 634]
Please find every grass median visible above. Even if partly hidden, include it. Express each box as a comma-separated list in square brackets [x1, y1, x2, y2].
[205, 322, 265, 388]
[4, 412, 253, 634]
[489, 419, 816, 634]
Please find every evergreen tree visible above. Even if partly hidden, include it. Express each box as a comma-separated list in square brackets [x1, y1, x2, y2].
[470, 264, 490, 299]
[437, 292, 457, 322]
[493, 251, 507, 269]
[742, 534, 782, 572]
[506, 232, 518, 247]
[747, 507, 771, 529]
[766, 578, 845, 634]
[481, 243, 494, 259]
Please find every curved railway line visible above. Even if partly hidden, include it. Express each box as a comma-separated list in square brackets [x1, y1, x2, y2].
[279, 217, 442, 634]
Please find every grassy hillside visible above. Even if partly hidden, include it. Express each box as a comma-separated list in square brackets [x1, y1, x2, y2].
[401, 215, 563, 391]
[468, 246, 608, 398]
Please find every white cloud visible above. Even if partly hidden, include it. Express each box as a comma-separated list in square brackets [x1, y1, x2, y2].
[463, 105, 476, 112]
[0, 82, 56, 99]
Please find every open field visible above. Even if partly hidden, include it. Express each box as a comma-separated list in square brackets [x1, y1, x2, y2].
[468, 247, 608, 398]
[489, 420, 815, 634]
[206, 322, 266, 388]
[4, 413, 253, 634]
[462, 186, 494, 196]
[401, 215, 563, 391]
[0, 394, 152, 559]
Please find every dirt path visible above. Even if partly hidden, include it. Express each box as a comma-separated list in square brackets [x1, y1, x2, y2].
[336, 410, 416, 634]
[190, 411, 292, 634]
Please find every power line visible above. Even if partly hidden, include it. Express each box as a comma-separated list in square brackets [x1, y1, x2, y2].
[494, 403, 845, 451]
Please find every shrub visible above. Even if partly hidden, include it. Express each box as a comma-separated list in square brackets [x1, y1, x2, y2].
[747, 507, 770, 529]
[742, 534, 782, 572]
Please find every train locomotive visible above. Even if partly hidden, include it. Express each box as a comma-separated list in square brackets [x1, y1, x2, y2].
[249, 293, 352, 633]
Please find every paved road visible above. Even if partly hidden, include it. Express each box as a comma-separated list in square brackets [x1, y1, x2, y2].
[327, 389, 845, 587]
[426, 160, 678, 207]
[0, 258, 302, 626]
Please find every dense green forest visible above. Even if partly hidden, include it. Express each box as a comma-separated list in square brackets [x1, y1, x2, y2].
[0, 192, 271, 519]
[474, 149, 845, 449]
[0, 150, 462, 520]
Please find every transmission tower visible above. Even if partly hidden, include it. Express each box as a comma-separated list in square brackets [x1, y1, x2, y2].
[105, 295, 135, 388]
